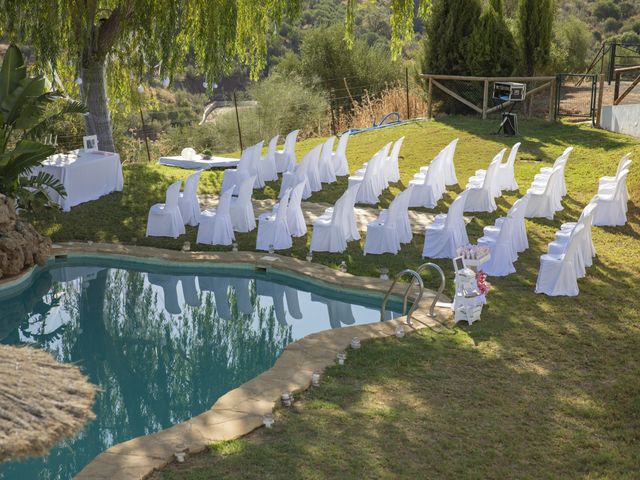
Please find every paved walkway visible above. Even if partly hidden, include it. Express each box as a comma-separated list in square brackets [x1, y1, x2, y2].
[199, 195, 469, 234]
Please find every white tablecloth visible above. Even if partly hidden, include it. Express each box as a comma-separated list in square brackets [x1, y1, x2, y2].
[158, 155, 239, 170]
[34, 150, 124, 211]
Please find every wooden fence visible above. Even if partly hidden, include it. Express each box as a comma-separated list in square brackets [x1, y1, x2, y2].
[613, 65, 640, 105]
[419, 74, 557, 121]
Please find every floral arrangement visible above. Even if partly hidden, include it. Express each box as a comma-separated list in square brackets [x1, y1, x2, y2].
[476, 270, 491, 295]
[456, 244, 490, 260]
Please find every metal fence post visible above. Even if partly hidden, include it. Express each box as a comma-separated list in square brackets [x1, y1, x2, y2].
[233, 91, 243, 152]
[405, 67, 410, 120]
[482, 79, 489, 120]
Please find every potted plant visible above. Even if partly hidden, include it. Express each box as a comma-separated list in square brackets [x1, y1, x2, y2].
[201, 148, 213, 160]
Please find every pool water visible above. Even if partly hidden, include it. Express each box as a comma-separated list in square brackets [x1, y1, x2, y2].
[0, 257, 400, 479]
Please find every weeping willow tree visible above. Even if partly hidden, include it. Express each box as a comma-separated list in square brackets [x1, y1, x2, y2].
[0, 0, 431, 152]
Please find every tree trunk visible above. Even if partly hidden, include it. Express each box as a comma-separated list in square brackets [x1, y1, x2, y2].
[81, 58, 115, 152]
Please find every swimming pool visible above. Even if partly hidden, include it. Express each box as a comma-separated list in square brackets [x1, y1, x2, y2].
[0, 256, 401, 479]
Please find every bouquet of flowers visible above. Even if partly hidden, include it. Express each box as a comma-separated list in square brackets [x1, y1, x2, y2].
[476, 270, 491, 295]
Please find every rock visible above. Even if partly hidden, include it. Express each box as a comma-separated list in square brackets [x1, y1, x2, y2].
[0, 194, 51, 279]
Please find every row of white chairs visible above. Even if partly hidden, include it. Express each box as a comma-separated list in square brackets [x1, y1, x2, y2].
[536, 153, 632, 296]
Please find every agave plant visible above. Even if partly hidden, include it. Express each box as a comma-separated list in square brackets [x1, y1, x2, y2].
[0, 44, 86, 210]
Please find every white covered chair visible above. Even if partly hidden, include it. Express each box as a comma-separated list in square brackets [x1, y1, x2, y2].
[363, 188, 411, 255]
[422, 191, 469, 259]
[259, 135, 279, 182]
[597, 157, 632, 210]
[472, 142, 521, 192]
[481, 195, 530, 255]
[442, 138, 459, 186]
[274, 180, 307, 238]
[146, 181, 185, 238]
[320, 184, 361, 242]
[548, 202, 597, 274]
[467, 148, 505, 199]
[349, 151, 383, 205]
[256, 188, 292, 251]
[525, 166, 563, 219]
[310, 195, 347, 253]
[229, 176, 256, 233]
[591, 169, 630, 227]
[463, 150, 504, 213]
[196, 188, 235, 246]
[318, 136, 337, 183]
[535, 224, 585, 296]
[386, 136, 405, 183]
[477, 214, 518, 277]
[178, 170, 203, 226]
[408, 151, 445, 208]
[279, 144, 321, 200]
[306, 142, 323, 192]
[275, 129, 299, 173]
[332, 131, 351, 176]
[534, 147, 572, 196]
[220, 142, 262, 194]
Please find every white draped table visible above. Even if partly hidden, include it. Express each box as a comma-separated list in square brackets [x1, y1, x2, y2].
[33, 150, 124, 211]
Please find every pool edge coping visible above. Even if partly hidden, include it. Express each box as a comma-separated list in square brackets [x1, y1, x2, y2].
[3, 243, 453, 480]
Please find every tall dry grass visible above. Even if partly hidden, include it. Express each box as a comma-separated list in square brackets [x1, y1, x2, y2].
[335, 85, 427, 132]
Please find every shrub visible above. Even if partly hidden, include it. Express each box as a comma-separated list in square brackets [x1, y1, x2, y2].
[604, 17, 623, 33]
[594, 1, 621, 21]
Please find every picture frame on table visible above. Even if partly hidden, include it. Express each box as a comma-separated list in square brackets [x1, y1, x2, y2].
[453, 256, 466, 273]
[83, 135, 99, 152]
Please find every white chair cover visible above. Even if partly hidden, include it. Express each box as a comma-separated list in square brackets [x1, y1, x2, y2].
[473, 142, 520, 192]
[364, 188, 411, 255]
[548, 202, 597, 274]
[477, 215, 517, 277]
[535, 147, 572, 196]
[535, 224, 585, 296]
[178, 170, 203, 226]
[525, 166, 563, 219]
[256, 188, 293, 251]
[467, 148, 505, 198]
[332, 131, 351, 176]
[199, 276, 232, 320]
[146, 181, 185, 238]
[408, 151, 445, 208]
[598, 154, 631, 188]
[443, 138, 459, 185]
[482, 195, 530, 255]
[220, 143, 260, 194]
[275, 129, 299, 173]
[230, 175, 256, 232]
[591, 169, 630, 227]
[323, 183, 361, 241]
[318, 136, 337, 183]
[464, 150, 504, 213]
[597, 158, 631, 209]
[422, 191, 469, 259]
[285, 181, 307, 237]
[386, 136, 405, 183]
[196, 188, 235, 245]
[229, 277, 253, 315]
[348, 151, 383, 205]
[310, 195, 348, 253]
[279, 144, 321, 199]
[259, 135, 279, 182]
[306, 142, 323, 192]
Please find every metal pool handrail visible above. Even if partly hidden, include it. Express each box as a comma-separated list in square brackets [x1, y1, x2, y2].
[414, 263, 446, 318]
[380, 269, 424, 326]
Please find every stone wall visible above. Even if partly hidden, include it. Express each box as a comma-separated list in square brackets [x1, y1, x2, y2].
[0, 195, 51, 278]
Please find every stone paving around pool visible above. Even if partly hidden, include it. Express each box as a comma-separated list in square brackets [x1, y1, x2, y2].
[199, 195, 472, 234]
[4, 243, 453, 480]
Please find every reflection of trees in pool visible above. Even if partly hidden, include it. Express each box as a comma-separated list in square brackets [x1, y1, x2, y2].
[0, 268, 292, 480]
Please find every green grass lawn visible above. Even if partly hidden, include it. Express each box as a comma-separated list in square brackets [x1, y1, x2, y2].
[29, 118, 640, 478]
